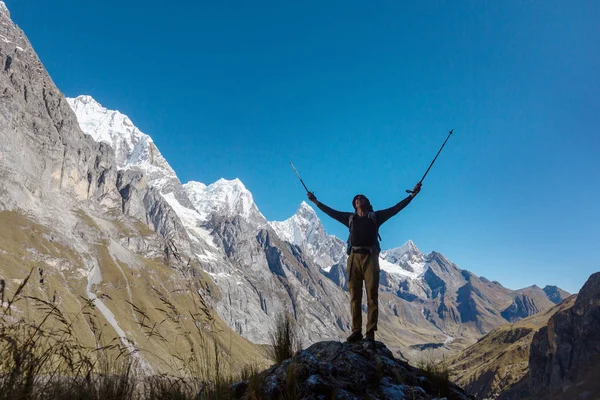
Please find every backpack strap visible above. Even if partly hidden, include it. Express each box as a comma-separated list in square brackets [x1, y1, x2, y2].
[346, 215, 354, 255]
[367, 212, 382, 241]
[346, 212, 381, 255]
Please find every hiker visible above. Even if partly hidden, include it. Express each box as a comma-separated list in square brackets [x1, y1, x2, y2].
[307, 182, 422, 344]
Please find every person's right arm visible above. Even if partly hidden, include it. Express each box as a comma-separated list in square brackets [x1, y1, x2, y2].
[307, 192, 351, 227]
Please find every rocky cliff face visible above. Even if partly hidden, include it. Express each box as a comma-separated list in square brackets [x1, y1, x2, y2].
[527, 272, 600, 399]
[501, 294, 542, 323]
[448, 295, 577, 400]
[542, 285, 571, 305]
[0, 2, 265, 374]
[0, 10, 120, 214]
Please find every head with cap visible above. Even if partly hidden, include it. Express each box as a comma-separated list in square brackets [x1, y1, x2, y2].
[352, 194, 373, 212]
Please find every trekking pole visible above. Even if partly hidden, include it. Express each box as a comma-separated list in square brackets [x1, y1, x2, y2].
[289, 162, 312, 194]
[407, 129, 454, 193]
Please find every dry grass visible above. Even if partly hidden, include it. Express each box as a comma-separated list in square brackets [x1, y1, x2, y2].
[0, 210, 273, 399]
[417, 354, 452, 399]
[0, 269, 135, 400]
[0, 267, 265, 400]
[267, 312, 301, 365]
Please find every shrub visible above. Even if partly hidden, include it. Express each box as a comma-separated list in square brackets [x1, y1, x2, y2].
[267, 311, 301, 365]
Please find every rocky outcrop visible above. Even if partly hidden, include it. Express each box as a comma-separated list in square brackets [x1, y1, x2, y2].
[0, 8, 122, 213]
[501, 294, 541, 323]
[527, 272, 600, 399]
[448, 295, 577, 400]
[543, 285, 570, 304]
[206, 211, 351, 344]
[232, 340, 474, 400]
[517, 284, 566, 309]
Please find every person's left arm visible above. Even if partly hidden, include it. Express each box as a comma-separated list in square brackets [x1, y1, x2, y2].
[375, 183, 421, 225]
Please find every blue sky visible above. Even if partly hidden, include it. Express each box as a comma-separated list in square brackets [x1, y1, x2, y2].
[7, 1, 599, 293]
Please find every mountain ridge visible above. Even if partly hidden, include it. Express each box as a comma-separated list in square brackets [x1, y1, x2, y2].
[0, 2, 573, 379]
[66, 94, 572, 356]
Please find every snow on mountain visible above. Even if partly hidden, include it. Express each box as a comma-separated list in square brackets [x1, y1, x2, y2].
[380, 240, 427, 279]
[269, 202, 428, 278]
[67, 95, 266, 238]
[67, 95, 178, 190]
[183, 178, 266, 225]
[67, 94, 428, 280]
[270, 201, 346, 272]
[270, 202, 318, 244]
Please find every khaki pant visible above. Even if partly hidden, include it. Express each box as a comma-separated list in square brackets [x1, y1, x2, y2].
[347, 252, 380, 334]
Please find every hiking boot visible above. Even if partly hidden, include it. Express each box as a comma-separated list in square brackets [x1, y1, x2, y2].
[364, 331, 376, 350]
[346, 331, 363, 343]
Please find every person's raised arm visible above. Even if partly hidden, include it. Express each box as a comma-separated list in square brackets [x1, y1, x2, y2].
[307, 192, 352, 227]
[376, 182, 422, 225]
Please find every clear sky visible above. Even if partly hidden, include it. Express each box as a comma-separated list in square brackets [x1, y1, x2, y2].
[7, 1, 599, 293]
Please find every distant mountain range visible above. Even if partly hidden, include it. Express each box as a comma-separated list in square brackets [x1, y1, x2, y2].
[0, 0, 573, 378]
[64, 93, 574, 357]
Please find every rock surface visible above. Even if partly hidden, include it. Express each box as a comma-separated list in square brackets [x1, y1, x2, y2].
[526, 272, 600, 399]
[448, 294, 577, 399]
[232, 340, 474, 400]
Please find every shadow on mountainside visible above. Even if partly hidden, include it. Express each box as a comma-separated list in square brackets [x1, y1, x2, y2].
[449, 272, 600, 400]
[231, 340, 474, 400]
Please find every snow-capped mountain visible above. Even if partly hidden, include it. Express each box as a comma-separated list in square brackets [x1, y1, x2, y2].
[67, 96, 181, 194]
[270, 201, 346, 272]
[66, 96, 428, 283]
[65, 94, 571, 354]
[380, 240, 427, 279]
[66, 96, 353, 345]
[184, 178, 266, 225]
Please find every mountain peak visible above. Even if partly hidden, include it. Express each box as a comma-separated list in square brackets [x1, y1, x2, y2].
[183, 178, 264, 223]
[393, 240, 421, 255]
[542, 285, 571, 304]
[298, 200, 312, 210]
[68, 95, 178, 191]
[72, 94, 101, 106]
[0, 2, 10, 18]
[269, 202, 346, 272]
[379, 240, 426, 278]
[184, 180, 206, 191]
[215, 177, 244, 188]
[296, 201, 317, 219]
[405, 239, 417, 250]
[67, 95, 112, 120]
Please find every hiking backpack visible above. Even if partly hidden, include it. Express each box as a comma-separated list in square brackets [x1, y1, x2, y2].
[346, 212, 381, 255]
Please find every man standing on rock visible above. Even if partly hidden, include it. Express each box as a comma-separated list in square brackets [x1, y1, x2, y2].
[307, 183, 422, 344]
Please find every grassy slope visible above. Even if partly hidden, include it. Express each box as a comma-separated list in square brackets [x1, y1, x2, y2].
[0, 210, 269, 376]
